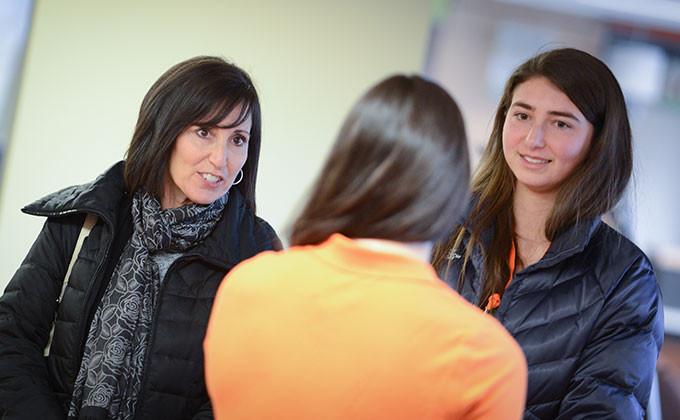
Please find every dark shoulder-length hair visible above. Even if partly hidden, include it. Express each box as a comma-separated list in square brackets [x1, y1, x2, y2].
[125, 56, 262, 212]
[433, 47, 633, 308]
[290, 75, 470, 246]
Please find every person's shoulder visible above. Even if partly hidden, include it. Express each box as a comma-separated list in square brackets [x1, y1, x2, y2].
[22, 161, 126, 216]
[423, 286, 524, 357]
[222, 190, 281, 250]
[234, 246, 286, 267]
[472, 311, 525, 361]
[252, 216, 282, 250]
[222, 246, 317, 294]
[594, 222, 649, 261]
[425, 289, 527, 405]
[588, 221, 654, 289]
[437, 299, 527, 419]
[460, 299, 523, 357]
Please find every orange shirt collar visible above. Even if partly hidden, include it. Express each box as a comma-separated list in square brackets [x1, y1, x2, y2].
[308, 233, 442, 286]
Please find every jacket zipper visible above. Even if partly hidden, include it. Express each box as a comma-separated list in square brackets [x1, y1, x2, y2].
[133, 254, 232, 419]
[132, 255, 193, 420]
[495, 273, 518, 323]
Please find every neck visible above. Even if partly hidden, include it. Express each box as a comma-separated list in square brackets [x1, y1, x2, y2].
[512, 185, 555, 270]
[161, 195, 186, 210]
[512, 185, 555, 242]
[353, 238, 433, 262]
[161, 180, 189, 210]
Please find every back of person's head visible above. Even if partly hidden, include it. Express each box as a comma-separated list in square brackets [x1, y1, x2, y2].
[290, 75, 470, 246]
[479, 48, 631, 236]
[125, 56, 262, 211]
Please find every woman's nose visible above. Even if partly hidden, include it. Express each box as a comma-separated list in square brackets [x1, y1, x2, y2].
[524, 123, 546, 148]
[209, 141, 228, 168]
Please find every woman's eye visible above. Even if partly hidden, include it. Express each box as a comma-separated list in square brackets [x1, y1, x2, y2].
[196, 128, 210, 138]
[514, 112, 529, 121]
[554, 120, 571, 129]
[232, 135, 248, 147]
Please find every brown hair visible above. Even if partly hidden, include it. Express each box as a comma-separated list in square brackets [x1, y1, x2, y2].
[433, 48, 633, 307]
[125, 56, 262, 211]
[290, 75, 470, 246]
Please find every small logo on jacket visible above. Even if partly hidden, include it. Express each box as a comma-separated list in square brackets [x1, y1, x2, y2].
[447, 250, 462, 260]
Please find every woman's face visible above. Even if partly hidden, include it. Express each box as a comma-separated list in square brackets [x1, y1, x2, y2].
[502, 76, 593, 198]
[162, 106, 251, 209]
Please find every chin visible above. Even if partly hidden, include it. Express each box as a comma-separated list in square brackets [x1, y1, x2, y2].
[188, 192, 226, 206]
[525, 184, 559, 195]
[516, 178, 556, 193]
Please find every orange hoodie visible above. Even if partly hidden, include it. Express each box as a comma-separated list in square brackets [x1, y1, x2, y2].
[204, 234, 527, 419]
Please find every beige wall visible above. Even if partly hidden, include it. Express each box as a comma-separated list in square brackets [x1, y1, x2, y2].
[0, 0, 431, 290]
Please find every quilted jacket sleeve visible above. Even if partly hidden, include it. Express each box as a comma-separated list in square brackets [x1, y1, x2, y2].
[0, 214, 83, 420]
[556, 256, 664, 419]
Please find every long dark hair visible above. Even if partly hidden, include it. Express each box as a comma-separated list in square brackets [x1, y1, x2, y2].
[290, 75, 470, 246]
[125, 56, 262, 212]
[433, 48, 633, 308]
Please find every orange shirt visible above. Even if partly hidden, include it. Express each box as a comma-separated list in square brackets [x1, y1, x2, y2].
[204, 234, 527, 420]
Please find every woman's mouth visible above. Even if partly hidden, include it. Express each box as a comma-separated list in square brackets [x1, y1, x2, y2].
[520, 154, 551, 164]
[199, 172, 224, 184]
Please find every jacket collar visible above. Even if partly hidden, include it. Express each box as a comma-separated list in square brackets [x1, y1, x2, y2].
[524, 218, 602, 273]
[463, 216, 602, 295]
[22, 161, 128, 229]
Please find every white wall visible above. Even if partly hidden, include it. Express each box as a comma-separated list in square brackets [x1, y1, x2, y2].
[629, 104, 680, 252]
[0, 0, 431, 290]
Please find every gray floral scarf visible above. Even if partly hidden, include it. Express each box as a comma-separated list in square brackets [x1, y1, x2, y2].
[68, 190, 227, 420]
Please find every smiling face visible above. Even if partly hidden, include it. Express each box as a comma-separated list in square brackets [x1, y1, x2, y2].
[162, 106, 251, 209]
[502, 76, 593, 199]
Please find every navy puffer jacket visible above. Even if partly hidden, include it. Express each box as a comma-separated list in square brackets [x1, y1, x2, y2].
[443, 219, 663, 419]
[0, 161, 281, 419]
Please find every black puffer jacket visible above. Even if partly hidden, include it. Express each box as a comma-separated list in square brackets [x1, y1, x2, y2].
[443, 219, 664, 419]
[0, 162, 281, 420]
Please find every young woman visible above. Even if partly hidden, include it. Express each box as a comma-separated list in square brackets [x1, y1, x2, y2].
[434, 48, 664, 419]
[0, 56, 280, 420]
[204, 75, 527, 420]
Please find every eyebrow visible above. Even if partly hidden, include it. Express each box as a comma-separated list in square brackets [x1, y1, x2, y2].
[511, 101, 581, 122]
[214, 126, 251, 136]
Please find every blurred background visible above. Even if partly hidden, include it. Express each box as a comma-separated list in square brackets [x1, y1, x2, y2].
[0, 0, 679, 416]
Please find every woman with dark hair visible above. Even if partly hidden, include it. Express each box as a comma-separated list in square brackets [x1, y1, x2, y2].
[0, 56, 280, 420]
[433, 48, 664, 419]
[204, 75, 527, 419]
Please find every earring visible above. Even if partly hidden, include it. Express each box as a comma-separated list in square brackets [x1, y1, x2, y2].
[232, 169, 244, 186]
